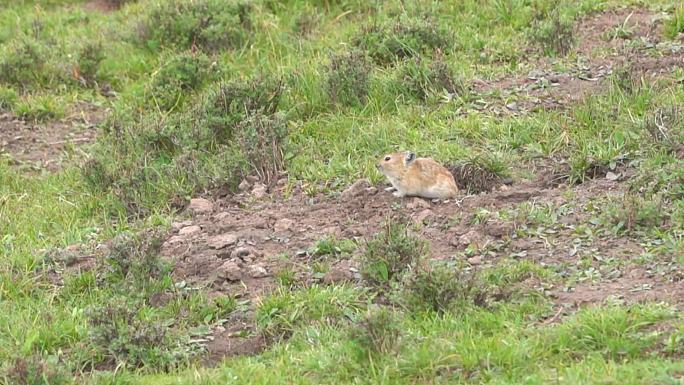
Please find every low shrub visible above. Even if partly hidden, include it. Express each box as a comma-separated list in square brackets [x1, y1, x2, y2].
[399, 56, 465, 101]
[325, 50, 372, 108]
[359, 215, 427, 287]
[141, 0, 252, 51]
[148, 52, 213, 111]
[354, 16, 452, 65]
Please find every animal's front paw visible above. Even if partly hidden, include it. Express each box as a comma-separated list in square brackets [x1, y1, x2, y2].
[392, 191, 405, 198]
[384, 186, 396, 192]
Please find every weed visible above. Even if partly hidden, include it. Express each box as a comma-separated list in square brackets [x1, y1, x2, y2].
[399, 56, 465, 101]
[491, 0, 528, 28]
[310, 235, 356, 258]
[602, 194, 666, 234]
[256, 285, 366, 340]
[542, 303, 675, 360]
[448, 156, 511, 194]
[82, 300, 197, 371]
[0, 39, 47, 90]
[606, 13, 635, 40]
[104, 232, 162, 278]
[642, 106, 684, 153]
[400, 260, 486, 314]
[528, 6, 575, 56]
[0, 86, 17, 110]
[81, 157, 115, 192]
[142, 0, 252, 51]
[72, 42, 106, 87]
[359, 215, 427, 287]
[2, 357, 71, 385]
[351, 306, 401, 355]
[325, 50, 371, 108]
[354, 17, 452, 65]
[63, 232, 213, 371]
[629, 162, 684, 202]
[148, 52, 212, 111]
[195, 295, 237, 324]
[235, 112, 288, 186]
[664, 6, 684, 39]
[275, 267, 297, 287]
[294, 9, 321, 36]
[104, 0, 137, 9]
[85, 75, 283, 214]
[568, 155, 621, 184]
[610, 64, 642, 95]
[14, 94, 66, 122]
[197, 76, 284, 145]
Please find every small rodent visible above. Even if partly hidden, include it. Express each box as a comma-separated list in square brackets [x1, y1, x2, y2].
[376, 151, 459, 199]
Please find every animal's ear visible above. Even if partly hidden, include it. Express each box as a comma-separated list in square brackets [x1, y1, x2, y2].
[405, 151, 416, 164]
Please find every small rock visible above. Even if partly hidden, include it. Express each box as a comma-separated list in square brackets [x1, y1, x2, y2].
[451, 230, 485, 248]
[230, 247, 252, 260]
[248, 265, 269, 278]
[484, 223, 512, 238]
[149, 292, 173, 307]
[238, 179, 252, 191]
[178, 225, 201, 236]
[251, 183, 268, 199]
[214, 211, 231, 221]
[467, 256, 483, 265]
[407, 197, 431, 210]
[340, 179, 371, 201]
[413, 209, 432, 224]
[187, 198, 214, 215]
[218, 261, 242, 281]
[365, 187, 378, 195]
[165, 235, 186, 245]
[171, 220, 193, 232]
[323, 265, 353, 285]
[323, 226, 341, 237]
[274, 218, 295, 233]
[246, 175, 259, 183]
[606, 171, 619, 181]
[208, 233, 238, 249]
[277, 177, 288, 186]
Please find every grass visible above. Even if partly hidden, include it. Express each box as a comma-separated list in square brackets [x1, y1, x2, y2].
[1, 0, 684, 384]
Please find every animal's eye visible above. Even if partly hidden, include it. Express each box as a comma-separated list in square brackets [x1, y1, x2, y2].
[384, 156, 391, 161]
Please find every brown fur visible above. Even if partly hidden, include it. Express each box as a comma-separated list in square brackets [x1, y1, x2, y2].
[376, 151, 459, 199]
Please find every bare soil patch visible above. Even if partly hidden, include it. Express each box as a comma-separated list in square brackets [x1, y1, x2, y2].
[472, 8, 684, 115]
[0, 104, 104, 172]
[150, 169, 682, 362]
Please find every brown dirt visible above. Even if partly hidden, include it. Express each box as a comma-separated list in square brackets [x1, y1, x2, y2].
[0, 103, 104, 172]
[472, 8, 684, 115]
[154, 168, 682, 362]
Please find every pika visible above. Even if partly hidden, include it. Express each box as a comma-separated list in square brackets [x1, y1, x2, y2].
[376, 151, 459, 199]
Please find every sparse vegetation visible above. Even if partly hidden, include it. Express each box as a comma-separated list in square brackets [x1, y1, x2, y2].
[0, 86, 17, 109]
[354, 16, 452, 65]
[140, 0, 252, 51]
[359, 216, 427, 287]
[73, 42, 106, 87]
[2, 0, 684, 384]
[325, 50, 372, 108]
[400, 260, 485, 313]
[399, 56, 466, 101]
[351, 306, 402, 355]
[664, 6, 684, 39]
[0, 39, 49, 90]
[528, 6, 575, 56]
[147, 51, 213, 111]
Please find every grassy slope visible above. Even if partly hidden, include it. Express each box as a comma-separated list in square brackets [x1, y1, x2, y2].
[1, 0, 683, 384]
